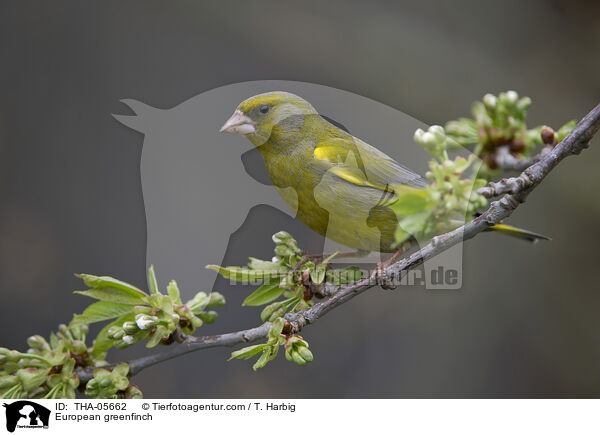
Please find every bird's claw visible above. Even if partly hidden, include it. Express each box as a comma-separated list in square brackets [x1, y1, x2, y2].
[370, 247, 405, 290]
[371, 263, 397, 290]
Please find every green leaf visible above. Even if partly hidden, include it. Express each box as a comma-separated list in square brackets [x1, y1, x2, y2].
[229, 344, 267, 361]
[247, 257, 288, 272]
[390, 188, 433, 216]
[16, 368, 47, 392]
[242, 279, 285, 306]
[268, 344, 279, 361]
[146, 325, 170, 348]
[282, 296, 302, 312]
[147, 265, 159, 295]
[72, 301, 133, 325]
[112, 363, 129, 378]
[166, 280, 182, 305]
[321, 251, 339, 265]
[185, 292, 209, 314]
[113, 376, 129, 391]
[269, 317, 285, 339]
[252, 348, 271, 371]
[310, 264, 326, 284]
[394, 211, 432, 245]
[159, 295, 174, 314]
[75, 274, 148, 301]
[49, 332, 59, 349]
[74, 288, 148, 305]
[260, 302, 282, 322]
[471, 178, 487, 191]
[452, 155, 475, 173]
[206, 265, 279, 283]
[92, 313, 134, 356]
[3, 384, 25, 399]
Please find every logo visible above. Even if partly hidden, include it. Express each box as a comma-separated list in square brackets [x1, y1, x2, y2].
[2, 401, 50, 432]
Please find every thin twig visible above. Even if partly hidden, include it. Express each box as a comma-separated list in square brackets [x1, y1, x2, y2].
[478, 105, 599, 198]
[493, 145, 553, 174]
[77, 102, 600, 383]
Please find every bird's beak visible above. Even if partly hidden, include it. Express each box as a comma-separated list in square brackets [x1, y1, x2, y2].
[220, 110, 256, 135]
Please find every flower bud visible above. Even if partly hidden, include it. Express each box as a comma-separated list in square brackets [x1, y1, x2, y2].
[86, 379, 102, 393]
[282, 321, 293, 335]
[135, 314, 158, 330]
[541, 126, 555, 145]
[70, 324, 88, 341]
[485, 154, 498, 170]
[122, 322, 139, 335]
[483, 94, 497, 108]
[429, 125, 444, 134]
[121, 335, 136, 345]
[190, 315, 204, 328]
[0, 348, 22, 363]
[112, 374, 130, 391]
[57, 324, 71, 338]
[272, 231, 293, 244]
[99, 377, 113, 388]
[274, 245, 294, 258]
[510, 137, 525, 152]
[296, 346, 314, 363]
[207, 292, 226, 307]
[72, 340, 88, 354]
[190, 292, 209, 308]
[505, 90, 518, 104]
[27, 335, 50, 352]
[197, 311, 218, 324]
[107, 326, 124, 339]
[421, 132, 437, 146]
[516, 97, 532, 111]
[291, 350, 307, 366]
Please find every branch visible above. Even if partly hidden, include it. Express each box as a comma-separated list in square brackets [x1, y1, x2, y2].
[492, 144, 553, 173]
[478, 104, 599, 198]
[77, 102, 600, 383]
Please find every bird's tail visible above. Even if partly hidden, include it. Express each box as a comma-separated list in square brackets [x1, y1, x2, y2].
[486, 223, 551, 243]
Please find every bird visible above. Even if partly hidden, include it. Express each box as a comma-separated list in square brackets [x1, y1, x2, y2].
[220, 91, 547, 256]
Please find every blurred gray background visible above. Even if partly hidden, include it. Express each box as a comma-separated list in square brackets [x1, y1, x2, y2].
[1, 0, 599, 398]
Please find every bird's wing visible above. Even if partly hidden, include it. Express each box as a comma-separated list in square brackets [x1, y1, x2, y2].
[313, 136, 427, 192]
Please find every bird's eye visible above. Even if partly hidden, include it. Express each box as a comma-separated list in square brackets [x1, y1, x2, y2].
[259, 105, 269, 114]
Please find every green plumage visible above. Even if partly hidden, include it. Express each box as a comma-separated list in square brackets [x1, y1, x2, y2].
[221, 92, 547, 252]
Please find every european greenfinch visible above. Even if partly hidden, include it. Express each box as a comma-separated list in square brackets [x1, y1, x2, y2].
[220, 91, 546, 253]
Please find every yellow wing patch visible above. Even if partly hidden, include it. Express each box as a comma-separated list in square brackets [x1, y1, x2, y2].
[314, 145, 347, 163]
[329, 165, 389, 191]
[314, 142, 388, 191]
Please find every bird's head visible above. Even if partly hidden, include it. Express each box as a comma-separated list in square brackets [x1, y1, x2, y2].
[220, 91, 317, 146]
